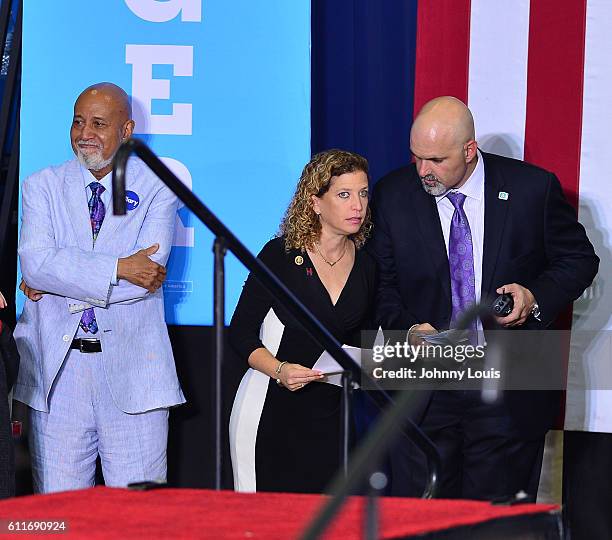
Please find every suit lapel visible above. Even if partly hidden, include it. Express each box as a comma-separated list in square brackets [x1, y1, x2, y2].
[93, 198, 127, 248]
[93, 160, 138, 248]
[481, 153, 510, 297]
[412, 186, 452, 306]
[63, 161, 94, 251]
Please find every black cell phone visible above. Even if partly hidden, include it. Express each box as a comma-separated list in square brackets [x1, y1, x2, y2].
[492, 293, 514, 317]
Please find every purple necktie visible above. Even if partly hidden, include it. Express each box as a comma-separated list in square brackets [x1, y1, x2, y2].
[447, 192, 477, 335]
[79, 182, 106, 334]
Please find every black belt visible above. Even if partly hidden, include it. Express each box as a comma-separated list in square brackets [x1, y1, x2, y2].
[70, 338, 102, 353]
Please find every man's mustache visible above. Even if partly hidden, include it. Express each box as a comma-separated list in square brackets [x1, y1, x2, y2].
[76, 140, 102, 149]
[421, 174, 438, 183]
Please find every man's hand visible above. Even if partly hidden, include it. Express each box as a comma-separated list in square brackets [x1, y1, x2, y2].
[408, 323, 437, 346]
[19, 280, 45, 302]
[0, 291, 6, 308]
[495, 283, 536, 327]
[117, 243, 167, 293]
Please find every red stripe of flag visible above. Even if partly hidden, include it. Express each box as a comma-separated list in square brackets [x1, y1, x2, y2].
[523, 0, 588, 425]
[413, 0, 472, 115]
[523, 0, 588, 210]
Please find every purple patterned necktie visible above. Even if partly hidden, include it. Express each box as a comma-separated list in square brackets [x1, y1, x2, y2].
[79, 182, 106, 334]
[447, 192, 477, 335]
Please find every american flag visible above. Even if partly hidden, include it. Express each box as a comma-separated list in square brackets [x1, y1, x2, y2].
[413, 0, 611, 432]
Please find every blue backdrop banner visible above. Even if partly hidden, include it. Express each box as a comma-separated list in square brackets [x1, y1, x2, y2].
[19, 0, 311, 325]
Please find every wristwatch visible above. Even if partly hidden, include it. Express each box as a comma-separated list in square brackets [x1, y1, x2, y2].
[531, 302, 541, 322]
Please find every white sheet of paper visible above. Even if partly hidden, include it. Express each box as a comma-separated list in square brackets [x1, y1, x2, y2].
[313, 345, 362, 387]
[312, 327, 384, 387]
[421, 329, 468, 345]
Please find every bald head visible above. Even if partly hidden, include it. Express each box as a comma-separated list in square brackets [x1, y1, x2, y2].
[77, 82, 132, 121]
[71, 82, 135, 180]
[412, 96, 475, 147]
[410, 97, 478, 196]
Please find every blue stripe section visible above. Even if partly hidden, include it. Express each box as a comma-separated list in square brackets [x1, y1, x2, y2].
[311, 0, 418, 183]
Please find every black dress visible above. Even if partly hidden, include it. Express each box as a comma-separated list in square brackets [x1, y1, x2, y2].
[229, 236, 375, 493]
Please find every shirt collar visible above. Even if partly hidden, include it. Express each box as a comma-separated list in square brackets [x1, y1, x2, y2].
[436, 149, 485, 205]
[81, 164, 112, 193]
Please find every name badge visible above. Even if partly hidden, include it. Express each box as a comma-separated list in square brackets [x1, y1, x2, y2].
[125, 191, 140, 211]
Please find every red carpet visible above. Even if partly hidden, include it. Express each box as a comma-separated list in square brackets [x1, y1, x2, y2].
[0, 487, 557, 539]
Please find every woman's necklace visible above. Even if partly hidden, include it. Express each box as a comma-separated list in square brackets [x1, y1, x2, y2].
[315, 240, 348, 267]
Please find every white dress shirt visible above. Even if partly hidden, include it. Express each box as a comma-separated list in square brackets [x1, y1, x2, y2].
[435, 150, 485, 335]
[81, 167, 119, 282]
[76, 167, 119, 338]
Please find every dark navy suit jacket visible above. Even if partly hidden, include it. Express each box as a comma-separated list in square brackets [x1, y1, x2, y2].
[368, 151, 599, 436]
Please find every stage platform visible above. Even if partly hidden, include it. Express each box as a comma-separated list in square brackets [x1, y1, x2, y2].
[0, 487, 560, 539]
[0, 487, 561, 540]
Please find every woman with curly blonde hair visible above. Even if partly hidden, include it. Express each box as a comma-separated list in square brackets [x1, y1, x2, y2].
[280, 149, 372, 252]
[229, 149, 376, 494]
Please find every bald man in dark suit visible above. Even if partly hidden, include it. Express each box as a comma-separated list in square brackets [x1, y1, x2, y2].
[368, 96, 599, 500]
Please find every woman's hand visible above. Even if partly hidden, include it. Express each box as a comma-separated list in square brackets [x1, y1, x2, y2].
[278, 363, 324, 391]
[246, 349, 325, 391]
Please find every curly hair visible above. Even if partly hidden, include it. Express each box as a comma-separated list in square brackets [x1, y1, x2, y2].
[279, 149, 371, 251]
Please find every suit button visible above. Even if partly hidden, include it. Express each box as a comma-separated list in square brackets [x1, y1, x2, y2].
[62, 335, 70, 342]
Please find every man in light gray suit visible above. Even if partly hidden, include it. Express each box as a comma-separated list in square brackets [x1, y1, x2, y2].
[15, 82, 185, 493]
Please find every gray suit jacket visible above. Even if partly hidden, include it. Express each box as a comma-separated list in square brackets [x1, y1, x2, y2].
[14, 158, 185, 413]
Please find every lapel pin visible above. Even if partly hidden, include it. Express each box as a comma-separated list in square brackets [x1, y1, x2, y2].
[125, 190, 140, 210]
[306, 267, 313, 276]
[294, 255, 304, 266]
[498, 191, 509, 200]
